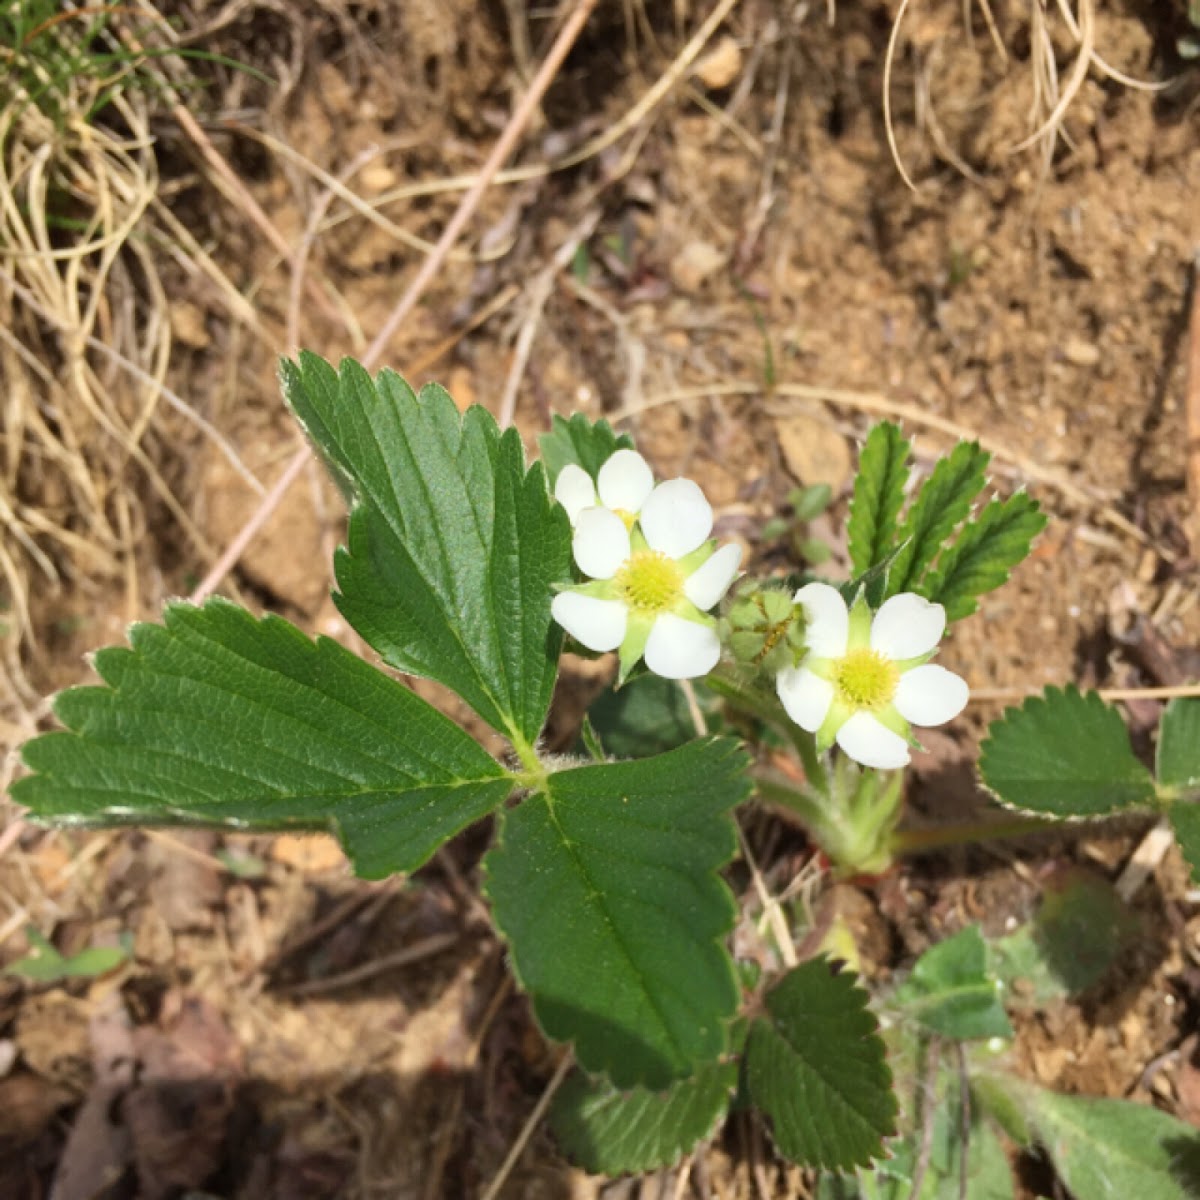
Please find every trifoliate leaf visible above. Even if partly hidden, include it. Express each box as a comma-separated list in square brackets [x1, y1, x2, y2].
[280, 352, 570, 749]
[538, 412, 635, 485]
[1024, 1090, 1200, 1200]
[484, 739, 748, 1089]
[745, 958, 896, 1171]
[583, 675, 722, 758]
[550, 1059, 738, 1173]
[1157, 697, 1200, 795]
[893, 926, 1013, 1040]
[14, 600, 512, 880]
[847, 422, 911, 578]
[989, 869, 1137, 1005]
[923, 492, 1047, 622]
[979, 686, 1157, 818]
[888, 440, 989, 597]
[1169, 802, 1200, 887]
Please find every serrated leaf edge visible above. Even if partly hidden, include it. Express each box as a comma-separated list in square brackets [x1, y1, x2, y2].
[978, 684, 1158, 822]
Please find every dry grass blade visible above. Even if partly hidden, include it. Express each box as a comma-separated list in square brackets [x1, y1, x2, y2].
[883, 0, 919, 192]
[1010, 0, 1095, 156]
[0, 6, 268, 715]
[0, 53, 159, 677]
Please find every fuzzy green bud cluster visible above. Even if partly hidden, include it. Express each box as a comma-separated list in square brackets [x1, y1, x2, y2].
[723, 584, 808, 674]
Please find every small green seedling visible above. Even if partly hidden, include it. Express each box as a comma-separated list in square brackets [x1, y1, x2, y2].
[6, 926, 131, 984]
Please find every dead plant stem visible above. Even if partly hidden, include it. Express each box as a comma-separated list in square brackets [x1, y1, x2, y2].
[479, 1052, 573, 1200]
[363, 0, 602, 367]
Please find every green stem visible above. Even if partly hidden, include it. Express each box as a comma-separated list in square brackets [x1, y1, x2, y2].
[507, 727, 545, 781]
[708, 664, 829, 796]
[848, 767, 903, 843]
[888, 814, 1057, 856]
[755, 774, 840, 841]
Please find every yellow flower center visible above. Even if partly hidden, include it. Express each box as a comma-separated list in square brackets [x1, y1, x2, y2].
[833, 648, 899, 711]
[616, 550, 684, 614]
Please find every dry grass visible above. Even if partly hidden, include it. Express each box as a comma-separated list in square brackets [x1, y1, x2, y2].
[885, 0, 1174, 189]
[0, 6, 211, 715]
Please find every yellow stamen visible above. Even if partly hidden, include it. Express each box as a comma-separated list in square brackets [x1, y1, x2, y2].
[834, 648, 899, 711]
[616, 550, 684, 613]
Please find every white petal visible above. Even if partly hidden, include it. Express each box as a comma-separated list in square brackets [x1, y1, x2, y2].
[793, 582, 849, 658]
[836, 712, 911, 770]
[684, 543, 742, 611]
[573, 507, 631, 579]
[597, 449, 654, 514]
[644, 614, 720, 679]
[894, 664, 969, 727]
[554, 464, 597, 524]
[776, 666, 834, 733]
[551, 592, 627, 652]
[639, 479, 713, 559]
[870, 592, 946, 661]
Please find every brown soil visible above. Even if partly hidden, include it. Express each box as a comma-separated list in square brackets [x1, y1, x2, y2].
[3, 1, 1200, 1197]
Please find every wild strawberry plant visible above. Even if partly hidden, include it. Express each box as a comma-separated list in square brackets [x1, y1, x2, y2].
[13, 352, 1200, 1185]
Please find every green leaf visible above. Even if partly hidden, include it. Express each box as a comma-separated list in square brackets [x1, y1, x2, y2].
[1169, 802, 1200, 887]
[847, 423, 911, 577]
[280, 352, 571, 748]
[844, 543, 908, 611]
[792, 483, 833, 522]
[1158, 697, 1200, 795]
[14, 600, 512, 880]
[814, 1175, 866, 1200]
[888, 440, 989, 596]
[923, 493, 1047, 622]
[537, 412, 635, 485]
[1160, 704, 1200, 879]
[5, 929, 131, 983]
[582, 675, 721, 759]
[550, 1059, 738, 1173]
[893, 927, 1013, 1041]
[979, 686, 1157, 818]
[215, 848, 268, 879]
[484, 739, 748, 1089]
[1025, 1090, 1200, 1200]
[989, 869, 1137, 1005]
[745, 959, 897, 1171]
[867, 1093, 1015, 1200]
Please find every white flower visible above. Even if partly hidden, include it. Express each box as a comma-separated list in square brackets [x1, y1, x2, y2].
[554, 449, 654, 526]
[775, 582, 969, 769]
[551, 460, 742, 681]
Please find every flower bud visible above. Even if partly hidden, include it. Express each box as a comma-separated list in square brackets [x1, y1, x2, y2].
[723, 584, 808, 673]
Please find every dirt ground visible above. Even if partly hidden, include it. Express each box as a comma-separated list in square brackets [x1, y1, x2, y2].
[2, 1, 1200, 1196]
